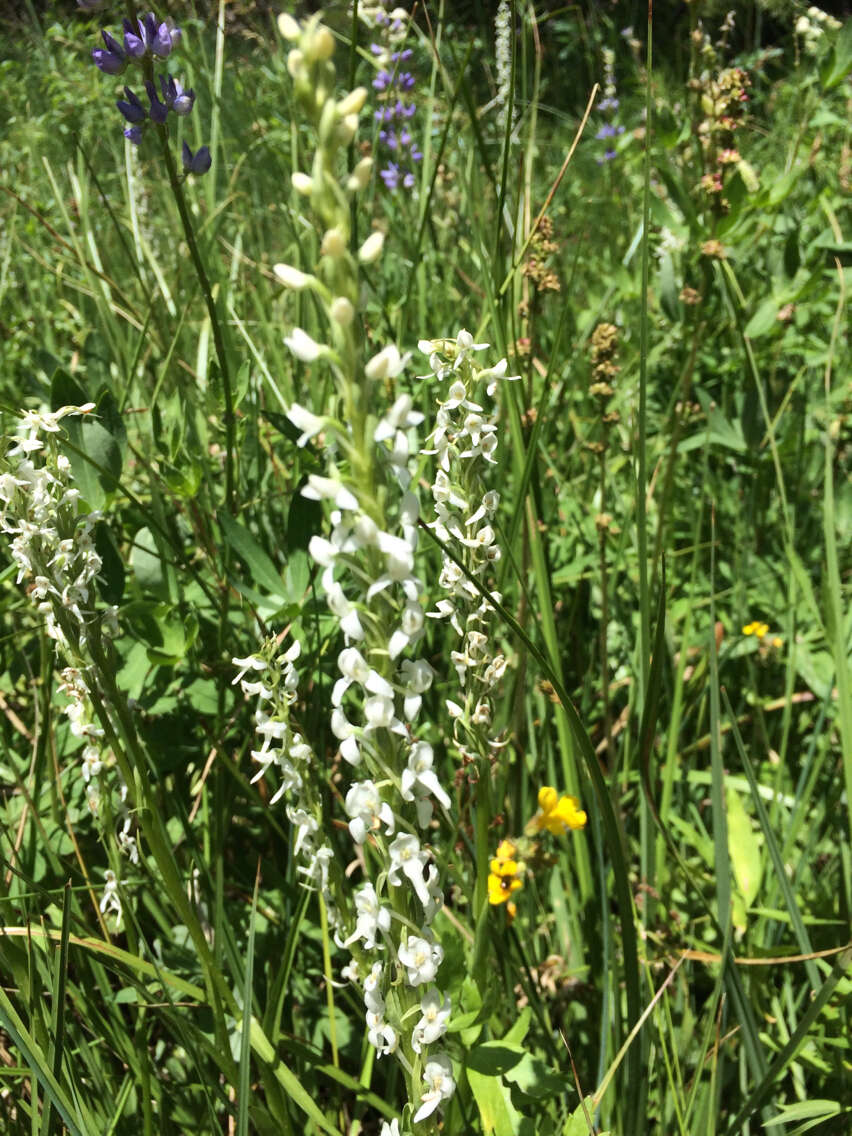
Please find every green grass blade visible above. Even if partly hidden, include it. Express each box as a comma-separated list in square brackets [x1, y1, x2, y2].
[237, 864, 261, 1136]
[40, 881, 72, 1136]
[726, 947, 852, 1135]
[0, 984, 84, 1136]
[721, 688, 820, 990]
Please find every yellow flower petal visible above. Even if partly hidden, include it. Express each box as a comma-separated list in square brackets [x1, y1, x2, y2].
[531, 787, 588, 835]
[489, 856, 519, 877]
[488, 871, 523, 906]
[538, 786, 558, 812]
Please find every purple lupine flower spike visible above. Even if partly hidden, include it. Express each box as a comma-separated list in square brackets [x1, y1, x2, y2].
[145, 80, 169, 124]
[367, 5, 420, 194]
[116, 86, 148, 124]
[182, 142, 211, 175]
[92, 28, 127, 74]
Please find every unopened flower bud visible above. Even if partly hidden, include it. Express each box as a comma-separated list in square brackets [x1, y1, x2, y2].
[330, 297, 355, 325]
[287, 48, 305, 79]
[358, 231, 384, 264]
[274, 264, 312, 290]
[338, 87, 367, 116]
[338, 113, 359, 144]
[291, 172, 313, 196]
[305, 24, 334, 62]
[347, 157, 373, 192]
[322, 228, 347, 257]
[277, 13, 301, 41]
[284, 328, 325, 363]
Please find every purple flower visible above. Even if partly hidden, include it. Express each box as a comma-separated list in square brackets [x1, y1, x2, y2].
[182, 142, 211, 175]
[124, 125, 144, 145]
[596, 123, 616, 140]
[159, 75, 195, 116]
[598, 96, 619, 112]
[380, 163, 400, 189]
[116, 86, 147, 124]
[123, 13, 173, 60]
[144, 80, 169, 124]
[92, 29, 126, 74]
[373, 70, 392, 91]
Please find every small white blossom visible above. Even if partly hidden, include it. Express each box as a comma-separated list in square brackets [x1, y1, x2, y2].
[413, 1054, 455, 1121]
[387, 833, 434, 908]
[302, 476, 359, 511]
[397, 934, 443, 987]
[411, 986, 451, 1052]
[344, 882, 391, 949]
[401, 741, 451, 812]
[99, 869, 123, 926]
[345, 780, 395, 844]
[286, 403, 326, 446]
[365, 345, 411, 382]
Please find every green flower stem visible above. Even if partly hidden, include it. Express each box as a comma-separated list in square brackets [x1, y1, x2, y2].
[154, 123, 236, 515]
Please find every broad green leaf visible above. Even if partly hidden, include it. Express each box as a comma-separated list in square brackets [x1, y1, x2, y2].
[129, 527, 168, 596]
[468, 1066, 524, 1136]
[821, 18, 852, 89]
[219, 509, 285, 598]
[744, 298, 780, 339]
[563, 1099, 603, 1135]
[726, 787, 762, 908]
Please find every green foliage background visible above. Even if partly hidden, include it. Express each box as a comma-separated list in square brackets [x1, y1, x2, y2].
[0, 1, 849, 1133]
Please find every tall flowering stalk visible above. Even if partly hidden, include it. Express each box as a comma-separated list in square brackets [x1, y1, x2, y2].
[359, 3, 422, 191]
[90, 8, 209, 169]
[595, 46, 625, 163]
[88, 10, 236, 513]
[493, 0, 517, 131]
[268, 13, 453, 1128]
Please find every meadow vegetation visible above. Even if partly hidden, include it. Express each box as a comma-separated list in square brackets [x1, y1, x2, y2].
[0, 1, 849, 1133]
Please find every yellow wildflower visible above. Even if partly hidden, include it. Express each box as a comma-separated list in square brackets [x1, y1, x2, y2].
[494, 839, 517, 863]
[529, 787, 587, 836]
[487, 861, 523, 906]
[742, 621, 769, 638]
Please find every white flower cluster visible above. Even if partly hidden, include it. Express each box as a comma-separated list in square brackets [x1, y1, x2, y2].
[494, 0, 516, 125]
[291, 381, 455, 1117]
[419, 331, 518, 751]
[273, 14, 461, 1123]
[0, 403, 137, 904]
[795, 6, 841, 54]
[234, 641, 337, 913]
[0, 404, 101, 651]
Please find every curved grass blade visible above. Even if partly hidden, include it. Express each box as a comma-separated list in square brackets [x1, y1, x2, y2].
[0, 984, 84, 1136]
